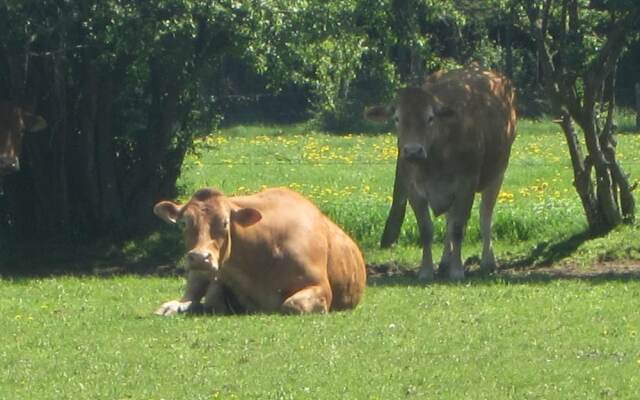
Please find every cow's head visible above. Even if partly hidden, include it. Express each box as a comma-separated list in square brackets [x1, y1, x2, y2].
[0, 101, 47, 175]
[154, 188, 262, 272]
[365, 88, 455, 163]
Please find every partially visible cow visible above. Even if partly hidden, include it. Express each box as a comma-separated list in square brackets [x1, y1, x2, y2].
[153, 187, 366, 315]
[0, 100, 47, 175]
[366, 66, 517, 280]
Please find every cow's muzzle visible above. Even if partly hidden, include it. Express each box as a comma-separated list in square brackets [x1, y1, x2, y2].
[0, 156, 19, 174]
[186, 249, 219, 272]
[401, 145, 427, 162]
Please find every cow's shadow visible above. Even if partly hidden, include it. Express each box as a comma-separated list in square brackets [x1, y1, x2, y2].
[368, 230, 640, 287]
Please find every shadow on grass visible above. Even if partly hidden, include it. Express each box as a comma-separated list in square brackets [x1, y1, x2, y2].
[368, 266, 640, 288]
[0, 228, 185, 279]
[2, 228, 639, 286]
[368, 229, 640, 287]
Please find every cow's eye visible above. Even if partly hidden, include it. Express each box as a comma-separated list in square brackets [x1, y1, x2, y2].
[426, 115, 435, 124]
[223, 219, 229, 230]
[393, 115, 400, 125]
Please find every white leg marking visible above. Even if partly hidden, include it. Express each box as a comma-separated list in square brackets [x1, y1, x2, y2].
[154, 300, 193, 316]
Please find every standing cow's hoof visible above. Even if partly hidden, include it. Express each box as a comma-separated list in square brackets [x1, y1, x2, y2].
[480, 261, 497, 274]
[436, 262, 450, 278]
[480, 249, 497, 274]
[448, 266, 465, 281]
[154, 300, 193, 316]
[417, 265, 435, 282]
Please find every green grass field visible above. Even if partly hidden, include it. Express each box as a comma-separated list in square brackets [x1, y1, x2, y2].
[2, 276, 639, 399]
[2, 119, 640, 399]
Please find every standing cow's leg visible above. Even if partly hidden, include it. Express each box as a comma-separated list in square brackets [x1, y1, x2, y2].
[281, 285, 331, 314]
[408, 194, 435, 281]
[437, 217, 453, 277]
[381, 156, 408, 248]
[446, 191, 475, 281]
[479, 173, 504, 273]
[154, 270, 211, 316]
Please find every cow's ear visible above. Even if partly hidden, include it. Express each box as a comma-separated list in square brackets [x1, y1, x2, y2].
[434, 105, 455, 119]
[22, 112, 47, 133]
[364, 105, 394, 123]
[232, 207, 262, 227]
[154, 201, 183, 224]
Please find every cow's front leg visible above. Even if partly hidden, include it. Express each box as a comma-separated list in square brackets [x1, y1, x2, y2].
[281, 285, 331, 314]
[409, 194, 435, 281]
[446, 192, 475, 281]
[201, 280, 232, 314]
[155, 270, 211, 316]
[155, 300, 194, 316]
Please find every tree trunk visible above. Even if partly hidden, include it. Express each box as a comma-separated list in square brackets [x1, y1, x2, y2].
[122, 56, 185, 230]
[95, 75, 125, 228]
[504, 6, 514, 78]
[600, 64, 635, 223]
[78, 60, 102, 228]
[635, 82, 640, 131]
[557, 111, 602, 230]
[49, 53, 71, 233]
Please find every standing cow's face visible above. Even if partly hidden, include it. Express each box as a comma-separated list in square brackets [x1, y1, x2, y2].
[154, 188, 262, 272]
[365, 88, 454, 163]
[0, 102, 47, 175]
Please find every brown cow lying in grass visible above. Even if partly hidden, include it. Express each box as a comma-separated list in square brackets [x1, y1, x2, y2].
[153, 187, 366, 315]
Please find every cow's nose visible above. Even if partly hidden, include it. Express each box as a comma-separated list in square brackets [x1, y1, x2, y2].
[0, 157, 19, 173]
[187, 249, 213, 266]
[402, 145, 427, 162]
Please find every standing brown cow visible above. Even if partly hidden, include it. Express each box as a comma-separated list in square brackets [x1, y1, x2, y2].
[153, 187, 366, 315]
[0, 100, 47, 175]
[366, 66, 517, 280]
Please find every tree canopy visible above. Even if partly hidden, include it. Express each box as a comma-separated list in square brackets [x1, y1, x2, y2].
[1, 0, 638, 240]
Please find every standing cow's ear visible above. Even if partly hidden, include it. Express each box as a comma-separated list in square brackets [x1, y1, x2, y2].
[232, 207, 262, 227]
[153, 201, 183, 224]
[21, 111, 47, 133]
[364, 105, 394, 123]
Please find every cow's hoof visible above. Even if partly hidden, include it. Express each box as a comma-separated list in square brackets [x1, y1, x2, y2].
[480, 262, 497, 274]
[417, 266, 435, 282]
[448, 268, 465, 281]
[436, 262, 450, 278]
[154, 300, 192, 316]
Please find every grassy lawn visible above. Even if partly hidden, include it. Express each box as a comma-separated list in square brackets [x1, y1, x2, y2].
[2, 276, 640, 399]
[2, 119, 640, 399]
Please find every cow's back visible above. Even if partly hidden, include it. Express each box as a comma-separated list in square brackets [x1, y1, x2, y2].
[425, 67, 517, 190]
[324, 218, 366, 310]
